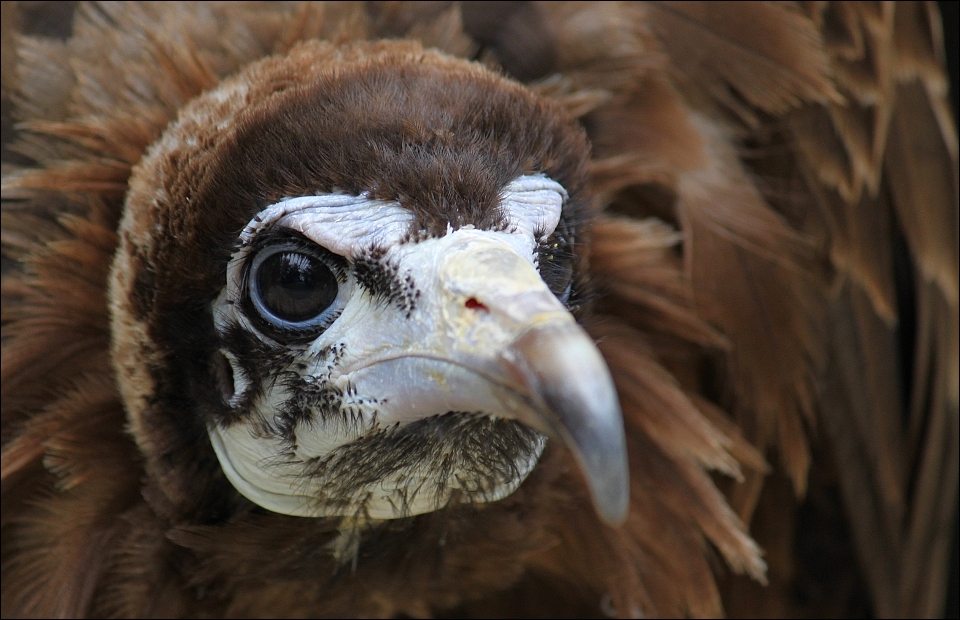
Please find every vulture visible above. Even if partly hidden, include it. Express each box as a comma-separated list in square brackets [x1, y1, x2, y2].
[1, 2, 957, 618]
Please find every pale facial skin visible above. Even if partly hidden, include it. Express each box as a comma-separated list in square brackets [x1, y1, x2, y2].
[209, 175, 628, 523]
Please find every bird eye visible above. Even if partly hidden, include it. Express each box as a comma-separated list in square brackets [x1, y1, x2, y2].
[248, 240, 345, 337]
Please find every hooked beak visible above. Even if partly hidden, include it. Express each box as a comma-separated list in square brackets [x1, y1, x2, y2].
[351, 230, 630, 524]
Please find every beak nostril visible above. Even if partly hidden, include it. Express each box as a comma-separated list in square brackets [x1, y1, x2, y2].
[465, 297, 489, 312]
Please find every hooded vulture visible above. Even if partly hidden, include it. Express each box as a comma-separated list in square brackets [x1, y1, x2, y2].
[1, 2, 957, 618]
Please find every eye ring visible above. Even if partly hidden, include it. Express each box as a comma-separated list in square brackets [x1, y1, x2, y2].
[247, 240, 348, 338]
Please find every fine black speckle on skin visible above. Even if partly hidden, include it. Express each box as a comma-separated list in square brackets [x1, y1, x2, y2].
[271, 347, 386, 448]
[215, 322, 345, 427]
[352, 246, 421, 319]
[273, 372, 359, 444]
[296, 412, 544, 517]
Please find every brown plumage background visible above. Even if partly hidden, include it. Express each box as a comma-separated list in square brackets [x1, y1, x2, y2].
[1, 2, 957, 618]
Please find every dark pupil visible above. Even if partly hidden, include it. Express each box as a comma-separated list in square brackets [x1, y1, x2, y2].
[257, 251, 338, 322]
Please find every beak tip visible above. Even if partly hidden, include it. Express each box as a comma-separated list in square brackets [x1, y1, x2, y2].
[576, 432, 630, 526]
[504, 320, 632, 527]
[594, 467, 630, 526]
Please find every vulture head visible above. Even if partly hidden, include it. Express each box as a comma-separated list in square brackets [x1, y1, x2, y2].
[111, 40, 627, 526]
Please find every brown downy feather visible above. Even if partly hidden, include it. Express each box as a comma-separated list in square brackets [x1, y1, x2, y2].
[2, 2, 957, 618]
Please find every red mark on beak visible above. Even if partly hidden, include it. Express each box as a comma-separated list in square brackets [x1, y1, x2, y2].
[465, 297, 489, 311]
